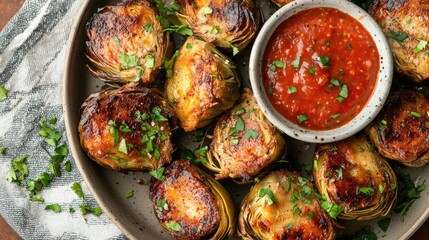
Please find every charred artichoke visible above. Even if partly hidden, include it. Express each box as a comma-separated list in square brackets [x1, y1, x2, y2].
[366, 89, 429, 167]
[204, 88, 286, 183]
[369, 0, 429, 81]
[149, 160, 236, 240]
[313, 134, 397, 220]
[238, 170, 336, 240]
[78, 83, 176, 171]
[86, 0, 172, 84]
[175, 0, 260, 52]
[164, 36, 240, 131]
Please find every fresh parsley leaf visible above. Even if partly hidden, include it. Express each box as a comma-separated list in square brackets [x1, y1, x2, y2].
[235, 118, 245, 131]
[113, 36, 120, 45]
[39, 118, 62, 146]
[165, 50, 179, 78]
[48, 161, 61, 177]
[150, 167, 166, 181]
[349, 226, 377, 240]
[271, 60, 286, 71]
[143, 23, 154, 33]
[145, 55, 155, 69]
[0, 86, 8, 101]
[151, 107, 168, 122]
[55, 143, 69, 156]
[45, 203, 62, 213]
[245, 129, 259, 139]
[389, 31, 408, 43]
[292, 56, 300, 69]
[308, 67, 316, 75]
[378, 217, 391, 232]
[227, 42, 239, 56]
[164, 25, 193, 36]
[194, 146, 209, 164]
[80, 205, 102, 216]
[71, 182, 85, 199]
[186, 43, 192, 49]
[413, 39, 428, 54]
[318, 56, 330, 67]
[125, 189, 134, 198]
[0, 147, 6, 154]
[267, 83, 273, 94]
[69, 207, 75, 213]
[410, 111, 422, 118]
[210, 26, 219, 34]
[330, 113, 340, 119]
[297, 114, 308, 124]
[166, 221, 182, 232]
[394, 172, 426, 222]
[64, 161, 72, 172]
[259, 187, 276, 205]
[321, 201, 344, 219]
[118, 138, 128, 154]
[118, 53, 139, 69]
[157, 199, 169, 211]
[357, 187, 375, 195]
[287, 86, 297, 94]
[200, 6, 213, 15]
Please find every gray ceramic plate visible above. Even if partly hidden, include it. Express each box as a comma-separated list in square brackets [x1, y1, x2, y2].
[63, 0, 429, 239]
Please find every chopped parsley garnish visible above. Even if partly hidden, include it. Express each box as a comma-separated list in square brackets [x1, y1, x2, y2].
[45, 203, 62, 213]
[227, 42, 239, 56]
[235, 108, 246, 115]
[330, 113, 340, 119]
[336, 84, 348, 103]
[245, 129, 259, 140]
[259, 188, 276, 205]
[349, 226, 377, 240]
[378, 184, 385, 193]
[394, 172, 426, 222]
[157, 199, 169, 211]
[185, 43, 192, 49]
[318, 56, 330, 67]
[151, 107, 168, 122]
[118, 53, 143, 81]
[113, 36, 120, 45]
[125, 189, 134, 198]
[378, 217, 391, 232]
[230, 139, 239, 146]
[321, 201, 344, 219]
[166, 221, 182, 232]
[267, 83, 273, 94]
[287, 86, 297, 94]
[291, 56, 301, 69]
[335, 168, 343, 180]
[194, 146, 209, 164]
[143, 23, 154, 33]
[270, 60, 286, 72]
[308, 67, 316, 75]
[164, 24, 193, 36]
[150, 167, 166, 181]
[413, 39, 428, 54]
[108, 120, 120, 145]
[5, 155, 29, 186]
[80, 205, 102, 216]
[357, 187, 375, 195]
[210, 26, 219, 34]
[297, 114, 308, 124]
[328, 79, 341, 88]
[39, 118, 62, 146]
[410, 111, 422, 118]
[347, 43, 353, 50]
[69, 208, 75, 213]
[389, 31, 408, 43]
[200, 6, 213, 15]
[118, 139, 128, 154]
[165, 50, 179, 78]
[0, 147, 6, 154]
[286, 223, 293, 229]
[119, 122, 132, 133]
[307, 212, 314, 219]
[65, 161, 72, 172]
[145, 55, 155, 69]
[71, 182, 85, 199]
[292, 204, 302, 216]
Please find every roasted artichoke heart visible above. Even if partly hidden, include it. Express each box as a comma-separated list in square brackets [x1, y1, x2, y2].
[149, 160, 236, 240]
[238, 170, 336, 240]
[175, 0, 260, 51]
[204, 88, 286, 182]
[313, 134, 397, 220]
[369, 0, 429, 81]
[164, 36, 240, 131]
[78, 83, 176, 171]
[86, 0, 171, 84]
[366, 89, 429, 167]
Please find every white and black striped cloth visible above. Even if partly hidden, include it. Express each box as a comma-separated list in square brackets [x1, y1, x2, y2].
[0, 1, 125, 239]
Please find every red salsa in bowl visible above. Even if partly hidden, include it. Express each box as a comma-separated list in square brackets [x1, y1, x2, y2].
[262, 7, 380, 130]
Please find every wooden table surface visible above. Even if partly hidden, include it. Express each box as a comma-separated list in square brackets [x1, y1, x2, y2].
[0, 1, 428, 239]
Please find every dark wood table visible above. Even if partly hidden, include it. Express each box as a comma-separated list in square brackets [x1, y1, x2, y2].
[0, 1, 428, 239]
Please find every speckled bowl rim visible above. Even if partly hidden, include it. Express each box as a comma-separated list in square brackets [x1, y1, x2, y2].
[249, 0, 393, 143]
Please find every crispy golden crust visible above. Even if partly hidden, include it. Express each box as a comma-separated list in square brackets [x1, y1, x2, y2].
[86, 0, 171, 84]
[175, 0, 260, 51]
[369, 0, 429, 81]
[78, 83, 176, 171]
[313, 135, 397, 220]
[238, 170, 336, 240]
[366, 89, 429, 167]
[164, 36, 240, 131]
[149, 160, 236, 240]
[205, 88, 286, 182]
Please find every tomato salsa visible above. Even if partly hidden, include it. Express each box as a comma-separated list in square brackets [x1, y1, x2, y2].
[263, 7, 379, 130]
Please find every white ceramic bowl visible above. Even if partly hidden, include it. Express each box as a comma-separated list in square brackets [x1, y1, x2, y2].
[249, 0, 393, 143]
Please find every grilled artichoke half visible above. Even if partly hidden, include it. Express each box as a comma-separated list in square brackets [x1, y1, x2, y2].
[86, 0, 172, 84]
[164, 36, 240, 132]
[175, 0, 260, 52]
[238, 170, 336, 240]
[313, 134, 397, 220]
[369, 0, 429, 81]
[149, 160, 236, 240]
[79, 83, 176, 171]
[366, 89, 429, 167]
[204, 88, 286, 183]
